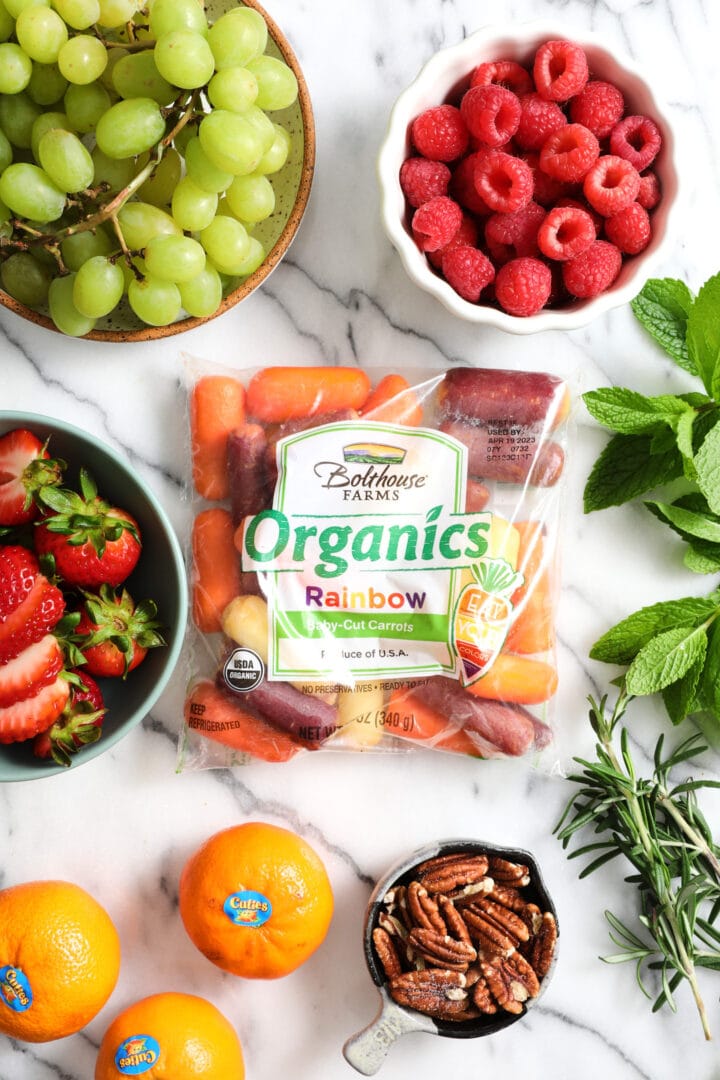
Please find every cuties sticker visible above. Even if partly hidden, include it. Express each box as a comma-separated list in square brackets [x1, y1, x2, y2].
[0, 966, 32, 1013]
[223, 889, 272, 928]
[114, 1034, 161, 1074]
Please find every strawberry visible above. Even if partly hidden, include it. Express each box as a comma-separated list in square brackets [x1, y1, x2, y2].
[35, 468, 141, 588]
[0, 545, 40, 621]
[0, 574, 65, 663]
[0, 429, 64, 526]
[0, 634, 64, 707]
[0, 676, 70, 744]
[32, 671, 106, 767]
[74, 585, 165, 678]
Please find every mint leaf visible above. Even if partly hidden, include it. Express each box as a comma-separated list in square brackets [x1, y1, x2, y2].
[694, 421, 720, 514]
[590, 597, 719, 664]
[644, 500, 720, 542]
[684, 541, 720, 574]
[631, 277, 695, 373]
[625, 625, 708, 695]
[583, 433, 683, 512]
[700, 620, 720, 718]
[583, 388, 693, 435]
[662, 655, 705, 724]
[686, 272, 720, 395]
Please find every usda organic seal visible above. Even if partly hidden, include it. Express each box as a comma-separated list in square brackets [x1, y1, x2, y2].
[222, 647, 264, 693]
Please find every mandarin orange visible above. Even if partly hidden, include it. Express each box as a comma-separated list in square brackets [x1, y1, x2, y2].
[179, 821, 334, 979]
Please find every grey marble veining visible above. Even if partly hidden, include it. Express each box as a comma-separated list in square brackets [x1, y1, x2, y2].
[2, 1, 720, 1078]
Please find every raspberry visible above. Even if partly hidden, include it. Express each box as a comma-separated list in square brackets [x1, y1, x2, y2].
[470, 60, 533, 96]
[474, 149, 533, 213]
[441, 245, 496, 302]
[399, 157, 451, 209]
[555, 196, 602, 234]
[411, 104, 469, 162]
[514, 93, 567, 151]
[449, 152, 492, 215]
[427, 213, 479, 269]
[583, 154, 640, 216]
[610, 114, 662, 171]
[495, 256, 552, 316]
[539, 123, 600, 183]
[569, 80, 625, 138]
[460, 85, 521, 148]
[533, 40, 589, 102]
[637, 171, 661, 210]
[562, 239, 622, 298]
[604, 202, 652, 255]
[484, 201, 546, 264]
[537, 205, 596, 261]
[411, 195, 463, 252]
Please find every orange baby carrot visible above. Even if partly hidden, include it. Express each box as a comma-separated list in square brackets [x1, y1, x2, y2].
[190, 375, 245, 500]
[466, 653, 558, 705]
[506, 521, 555, 654]
[385, 689, 483, 758]
[184, 680, 304, 762]
[191, 508, 241, 633]
[359, 374, 424, 426]
[245, 366, 371, 423]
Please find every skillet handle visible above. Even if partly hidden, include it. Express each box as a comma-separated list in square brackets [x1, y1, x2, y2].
[342, 988, 436, 1075]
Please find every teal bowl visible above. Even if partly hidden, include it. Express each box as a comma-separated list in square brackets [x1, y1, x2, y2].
[0, 412, 188, 782]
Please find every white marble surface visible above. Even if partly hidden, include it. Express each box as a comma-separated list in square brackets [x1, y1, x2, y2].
[2, 0, 720, 1077]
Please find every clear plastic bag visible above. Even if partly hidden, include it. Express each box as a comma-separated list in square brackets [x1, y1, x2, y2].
[178, 359, 571, 769]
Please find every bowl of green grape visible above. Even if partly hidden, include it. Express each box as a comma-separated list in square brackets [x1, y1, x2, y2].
[0, 0, 315, 340]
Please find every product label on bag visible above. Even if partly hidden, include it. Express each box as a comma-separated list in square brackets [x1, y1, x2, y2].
[240, 422, 521, 683]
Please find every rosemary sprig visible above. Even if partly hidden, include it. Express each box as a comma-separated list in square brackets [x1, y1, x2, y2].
[555, 689, 720, 1040]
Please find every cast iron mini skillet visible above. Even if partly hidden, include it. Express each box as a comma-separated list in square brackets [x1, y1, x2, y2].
[343, 838, 559, 1075]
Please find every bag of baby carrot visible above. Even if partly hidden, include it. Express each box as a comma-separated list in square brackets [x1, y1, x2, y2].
[178, 358, 571, 770]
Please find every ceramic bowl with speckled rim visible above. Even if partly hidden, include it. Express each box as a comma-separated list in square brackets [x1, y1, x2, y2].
[377, 21, 679, 334]
[0, 412, 187, 781]
[0, 0, 315, 342]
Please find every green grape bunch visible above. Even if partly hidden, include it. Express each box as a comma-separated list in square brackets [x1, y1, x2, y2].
[0, 0, 300, 335]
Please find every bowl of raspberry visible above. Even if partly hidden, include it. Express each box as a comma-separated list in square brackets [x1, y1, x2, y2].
[0, 413, 188, 781]
[378, 22, 678, 332]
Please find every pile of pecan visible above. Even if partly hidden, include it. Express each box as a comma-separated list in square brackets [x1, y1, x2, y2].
[372, 850, 557, 1022]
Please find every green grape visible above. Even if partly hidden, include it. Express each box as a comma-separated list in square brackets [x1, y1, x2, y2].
[60, 224, 113, 270]
[95, 97, 165, 159]
[234, 234, 265, 277]
[0, 197, 11, 224]
[27, 61, 67, 104]
[255, 122, 291, 175]
[199, 215, 251, 275]
[149, 0, 206, 38]
[58, 34, 108, 84]
[64, 80, 111, 132]
[225, 172, 275, 223]
[112, 50, 175, 106]
[16, 6, 68, 63]
[52, 0, 100, 28]
[199, 110, 266, 176]
[128, 273, 180, 326]
[0, 128, 12, 172]
[207, 9, 265, 70]
[38, 128, 93, 191]
[99, 45, 127, 91]
[0, 162, 66, 222]
[153, 29, 214, 90]
[171, 175, 217, 231]
[184, 135, 231, 193]
[4, 0, 50, 17]
[144, 232, 205, 282]
[72, 254, 124, 316]
[48, 272, 97, 335]
[207, 66, 257, 112]
[97, 0, 137, 27]
[138, 147, 181, 206]
[247, 56, 298, 112]
[0, 92, 42, 148]
[0, 250, 51, 306]
[91, 145, 134, 192]
[117, 200, 179, 247]
[0, 0, 14, 40]
[243, 105, 276, 153]
[0, 43, 33, 94]
[178, 263, 222, 317]
[30, 109, 72, 159]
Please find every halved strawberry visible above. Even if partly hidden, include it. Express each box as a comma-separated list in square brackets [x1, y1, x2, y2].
[0, 545, 40, 622]
[33, 671, 106, 767]
[0, 676, 70, 744]
[0, 429, 64, 527]
[0, 634, 64, 707]
[0, 575, 66, 663]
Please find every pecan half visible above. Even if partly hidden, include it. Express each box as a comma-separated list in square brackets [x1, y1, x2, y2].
[417, 855, 490, 895]
[481, 951, 540, 1015]
[377, 910, 409, 941]
[471, 896, 530, 945]
[487, 856, 531, 887]
[437, 894, 473, 946]
[407, 927, 477, 971]
[471, 972, 498, 1015]
[462, 905, 520, 958]
[388, 968, 469, 1020]
[406, 881, 447, 934]
[373, 926, 404, 980]
[529, 911, 558, 978]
